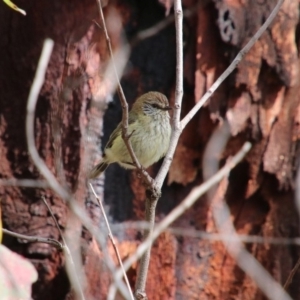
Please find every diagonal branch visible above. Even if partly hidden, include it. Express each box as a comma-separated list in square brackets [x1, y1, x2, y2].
[211, 178, 292, 300]
[110, 142, 251, 295]
[180, 0, 284, 130]
[89, 183, 134, 300]
[156, 0, 285, 189]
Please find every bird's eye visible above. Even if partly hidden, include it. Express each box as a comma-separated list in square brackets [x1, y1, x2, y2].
[151, 103, 160, 109]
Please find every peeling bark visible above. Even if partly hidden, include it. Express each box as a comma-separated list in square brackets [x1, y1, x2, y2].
[1, 0, 300, 299]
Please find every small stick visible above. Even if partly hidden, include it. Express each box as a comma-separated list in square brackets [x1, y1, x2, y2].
[41, 197, 65, 243]
[89, 183, 134, 300]
[42, 197, 86, 300]
[284, 256, 300, 290]
[2, 228, 63, 249]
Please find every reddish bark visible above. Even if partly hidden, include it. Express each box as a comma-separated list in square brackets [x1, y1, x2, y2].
[1, 0, 300, 299]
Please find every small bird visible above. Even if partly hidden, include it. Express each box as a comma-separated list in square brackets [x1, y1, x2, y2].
[89, 91, 172, 179]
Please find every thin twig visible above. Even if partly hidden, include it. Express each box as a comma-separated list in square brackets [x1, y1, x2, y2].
[95, 0, 153, 188]
[0, 179, 49, 188]
[89, 183, 134, 300]
[2, 228, 63, 249]
[41, 197, 65, 243]
[42, 197, 86, 300]
[110, 142, 251, 293]
[284, 256, 300, 290]
[26, 39, 131, 300]
[131, 4, 199, 47]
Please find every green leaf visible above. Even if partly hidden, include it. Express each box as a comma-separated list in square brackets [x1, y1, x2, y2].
[3, 0, 26, 15]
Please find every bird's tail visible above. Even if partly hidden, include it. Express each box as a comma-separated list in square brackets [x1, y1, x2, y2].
[89, 161, 109, 179]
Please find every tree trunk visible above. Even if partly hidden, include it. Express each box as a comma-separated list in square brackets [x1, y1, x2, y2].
[0, 0, 300, 299]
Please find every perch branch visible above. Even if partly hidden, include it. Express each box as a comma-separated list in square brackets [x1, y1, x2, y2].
[95, 0, 153, 187]
[134, 1, 184, 298]
[155, 0, 184, 188]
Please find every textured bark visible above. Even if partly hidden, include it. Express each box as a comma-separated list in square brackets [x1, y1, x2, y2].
[1, 0, 300, 299]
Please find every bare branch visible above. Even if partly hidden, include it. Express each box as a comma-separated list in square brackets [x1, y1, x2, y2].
[180, 0, 285, 129]
[2, 228, 63, 249]
[134, 1, 185, 297]
[89, 183, 134, 300]
[201, 119, 291, 299]
[155, 0, 184, 188]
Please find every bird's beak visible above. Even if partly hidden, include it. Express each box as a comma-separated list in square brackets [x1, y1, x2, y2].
[163, 106, 173, 111]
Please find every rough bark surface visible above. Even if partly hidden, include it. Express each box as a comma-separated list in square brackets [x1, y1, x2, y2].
[1, 0, 300, 299]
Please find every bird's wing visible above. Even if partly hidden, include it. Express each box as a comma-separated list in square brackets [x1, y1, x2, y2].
[105, 112, 137, 149]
